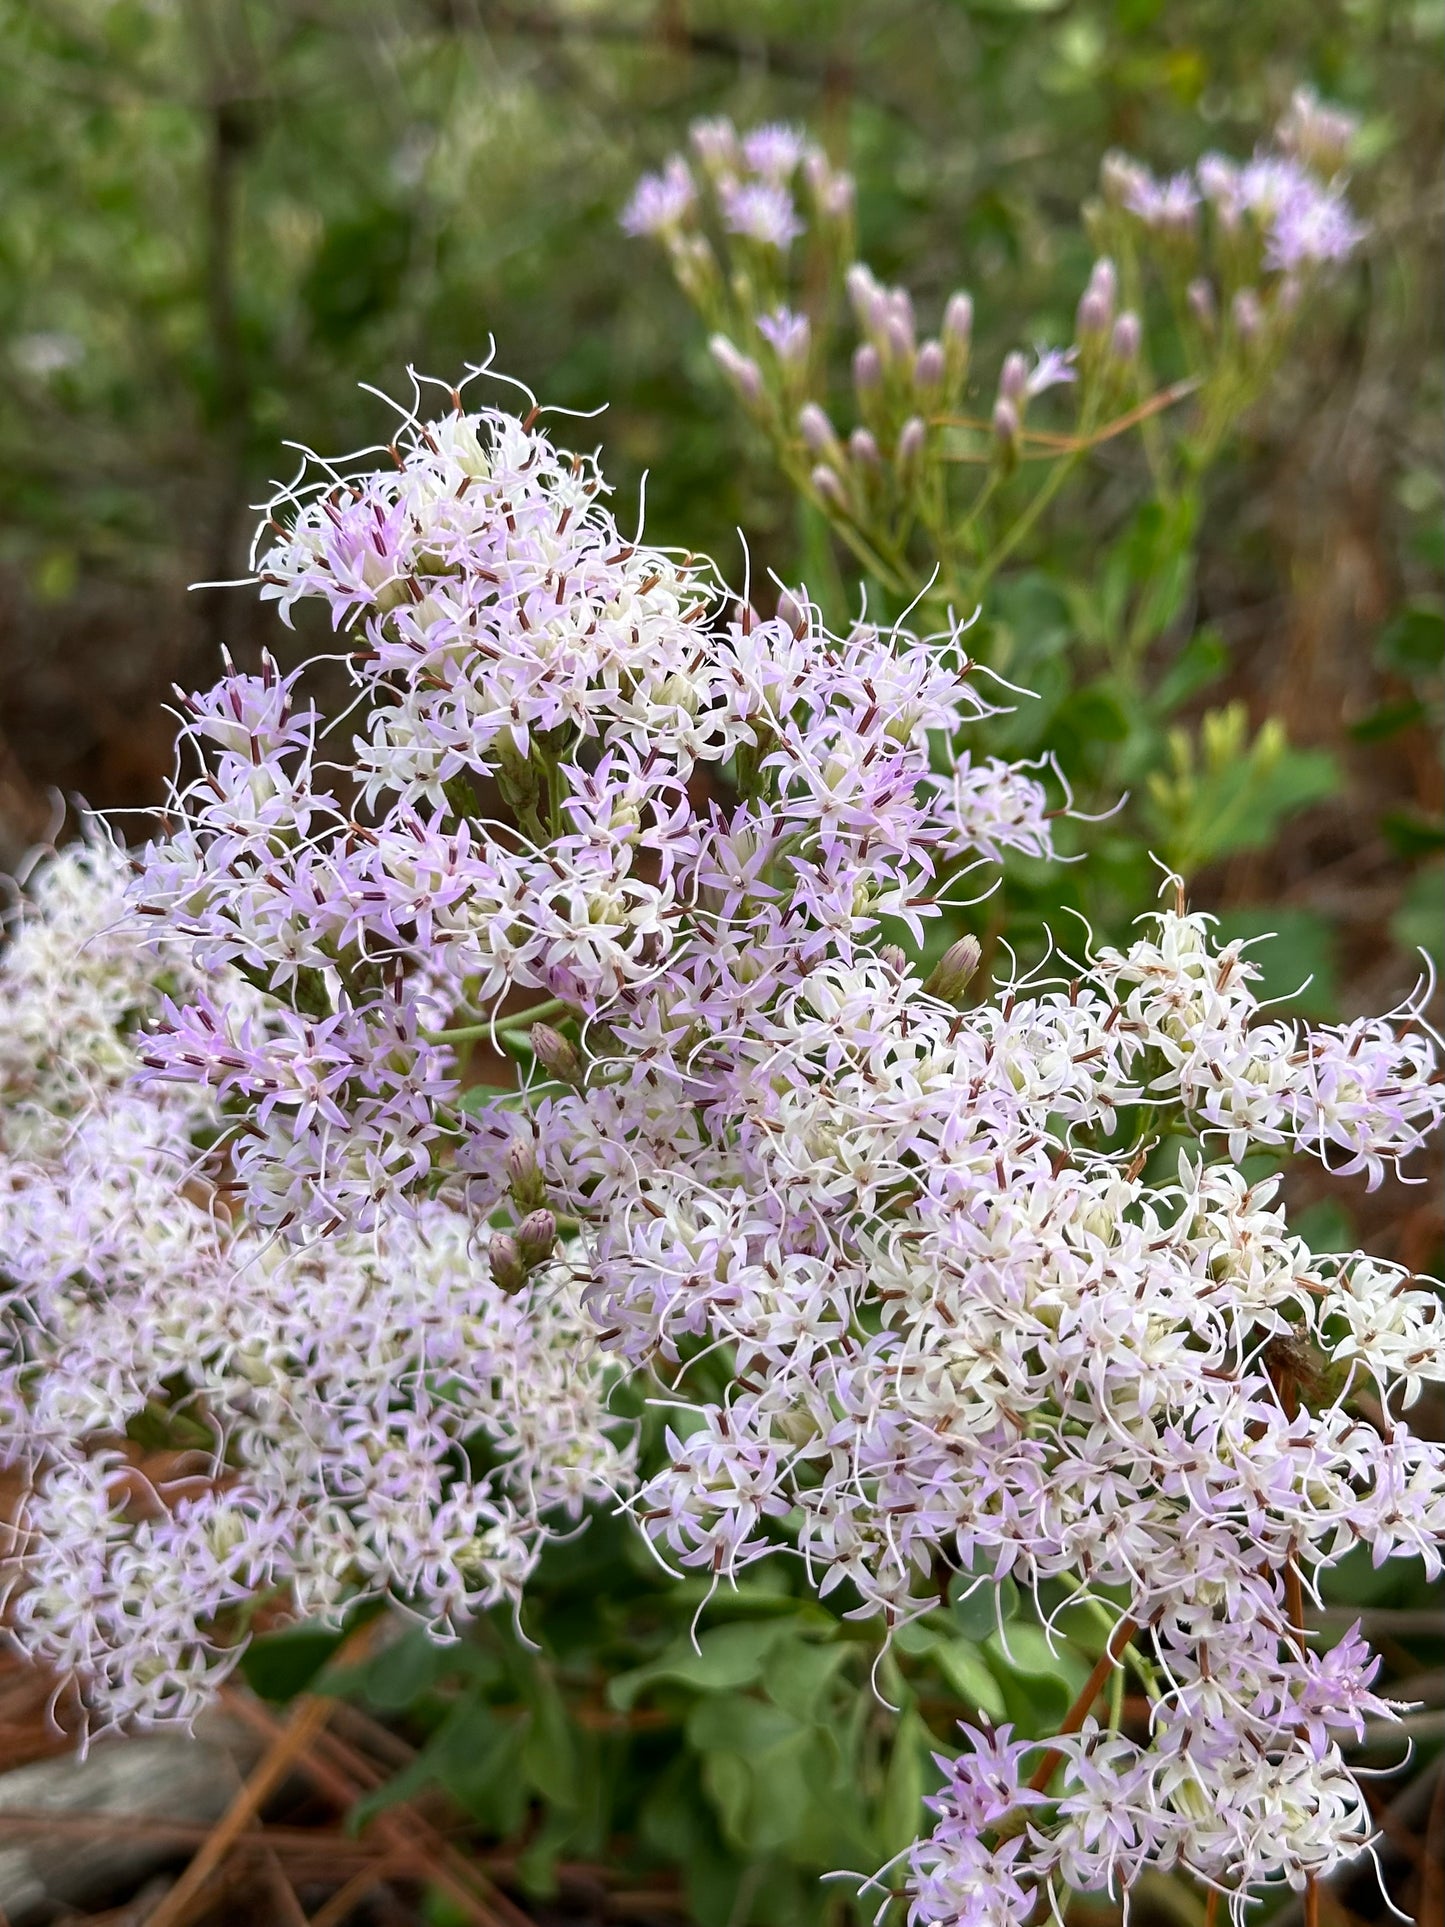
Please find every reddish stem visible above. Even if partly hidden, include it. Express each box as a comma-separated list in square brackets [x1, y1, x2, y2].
[1026, 1614, 1140, 1795]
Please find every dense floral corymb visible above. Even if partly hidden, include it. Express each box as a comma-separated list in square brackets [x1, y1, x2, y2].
[0, 837, 632, 1729]
[0, 363, 1441, 1924]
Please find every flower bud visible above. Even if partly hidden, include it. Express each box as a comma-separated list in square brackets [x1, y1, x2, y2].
[942, 291, 973, 350]
[992, 397, 1020, 460]
[1086, 257, 1117, 312]
[672, 234, 719, 306]
[885, 312, 915, 367]
[879, 944, 908, 977]
[505, 1137, 547, 1211]
[999, 351, 1029, 407]
[690, 116, 738, 175]
[1276, 87, 1357, 176]
[489, 1231, 528, 1295]
[922, 935, 982, 1006]
[805, 151, 856, 222]
[515, 1208, 558, 1268]
[709, 334, 764, 407]
[852, 343, 883, 397]
[848, 426, 881, 470]
[1076, 288, 1111, 341]
[810, 463, 849, 511]
[1187, 278, 1216, 332]
[845, 263, 889, 340]
[1231, 288, 1263, 347]
[896, 415, 927, 471]
[913, 339, 946, 394]
[1109, 312, 1142, 364]
[531, 1022, 582, 1085]
[798, 401, 842, 462]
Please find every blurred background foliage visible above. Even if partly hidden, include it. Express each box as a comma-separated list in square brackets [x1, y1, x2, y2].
[0, 4, 1441, 1922]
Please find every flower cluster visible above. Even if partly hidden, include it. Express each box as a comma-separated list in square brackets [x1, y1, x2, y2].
[623, 100, 1366, 616]
[0, 836, 631, 1730]
[2, 368, 1441, 1925]
[1102, 87, 1365, 342]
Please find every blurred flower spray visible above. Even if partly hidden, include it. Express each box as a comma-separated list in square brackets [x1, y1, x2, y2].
[624, 90, 1370, 915]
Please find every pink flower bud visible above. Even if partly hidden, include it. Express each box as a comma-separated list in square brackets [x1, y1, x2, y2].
[999, 352, 1029, 406]
[1187, 278, 1216, 331]
[505, 1137, 547, 1210]
[896, 415, 927, 469]
[1231, 288, 1263, 346]
[852, 343, 883, 395]
[942, 291, 973, 349]
[798, 402, 840, 458]
[515, 1208, 558, 1267]
[531, 1023, 582, 1085]
[922, 935, 982, 1005]
[849, 426, 882, 470]
[489, 1231, 527, 1295]
[1076, 289, 1111, 339]
[709, 334, 764, 406]
[1109, 312, 1142, 363]
[914, 340, 946, 392]
[810, 463, 848, 510]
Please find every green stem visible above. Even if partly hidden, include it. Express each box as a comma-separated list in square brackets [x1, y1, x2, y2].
[972, 452, 1083, 599]
[423, 997, 567, 1045]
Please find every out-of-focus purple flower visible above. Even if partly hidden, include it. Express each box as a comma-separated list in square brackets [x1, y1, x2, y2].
[1124, 168, 1200, 232]
[1025, 345, 1078, 398]
[741, 122, 809, 179]
[620, 155, 697, 238]
[718, 178, 804, 250]
[756, 305, 811, 365]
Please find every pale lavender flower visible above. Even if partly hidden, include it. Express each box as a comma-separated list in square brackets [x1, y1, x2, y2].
[756, 304, 811, 365]
[719, 178, 803, 250]
[740, 121, 809, 179]
[1025, 344, 1078, 398]
[620, 155, 698, 238]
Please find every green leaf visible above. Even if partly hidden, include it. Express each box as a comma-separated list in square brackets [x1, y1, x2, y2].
[1152, 626, 1227, 715]
[520, 1665, 580, 1807]
[609, 1619, 800, 1711]
[1056, 681, 1132, 745]
[931, 1637, 1010, 1721]
[761, 1634, 849, 1721]
[512, 1803, 577, 1899]
[1376, 602, 1445, 680]
[434, 1699, 531, 1829]
[700, 1746, 755, 1848]
[1350, 698, 1428, 743]
[948, 1568, 1020, 1641]
[688, 1697, 827, 1857]
[1382, 810, 1445, 859]
[1294, 1200, 1354, 1256]
[878, 1706, 930, 1861]
[1392, 861, 1445, 964]
[686, 1694, 800, 1759]
[455, 1081, 514, 1116]
[332, 1627, 456, 1711]
[302, 202, 413, 345]
[984, 1623, 1091, 1729]
[239, 1623, 344, 1703]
